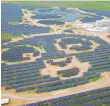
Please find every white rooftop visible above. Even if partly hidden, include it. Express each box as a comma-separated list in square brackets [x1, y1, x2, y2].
[1, 98, 9, 105]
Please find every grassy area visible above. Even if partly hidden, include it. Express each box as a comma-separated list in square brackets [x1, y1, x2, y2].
[4, 60, 23, 63]
[12, 60, 23, 63]
[22, 16, 28, 21]
[28, 44, 44, 51]
[1, 33, 13, 40]
[1, 33, 22, 40]
[99, 102, 110, 106]
[8, 21, 19, 25]
[49, 28, 54, 33]
[37, 45, 44, 51]
[2, 1, 110, 10]
[89, 76, 100, 82]
[22, 9, 29, 14]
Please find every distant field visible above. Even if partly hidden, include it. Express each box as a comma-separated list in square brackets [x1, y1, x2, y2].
[2, 1, 110, 10]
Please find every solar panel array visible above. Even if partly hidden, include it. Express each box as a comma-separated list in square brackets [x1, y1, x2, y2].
[70, 45, 92, 51]
[1, 34, 110, 93]
[1, 58, 46, 88]
[1, 3, 110, 105]
[38, 20, 65, 25]
[42, 51, 67, 60]
[2, 3, 51, 35]
[60, 37, 92, 51]
[2, 46, 34, 61]
[75, 45, 110, 74]
[36, 73, 100, 93]
[1, 61, 100, 92]
[24, 86, 110, 106]
[57, 68, 79, 77]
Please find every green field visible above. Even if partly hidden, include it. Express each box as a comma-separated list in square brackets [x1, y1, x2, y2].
[1, 33, 13, 40]
[8, 21, 19, 25]
[3, 1, 110, 10]
[89, 76, 100, 82]
[1, 33, 22, 40]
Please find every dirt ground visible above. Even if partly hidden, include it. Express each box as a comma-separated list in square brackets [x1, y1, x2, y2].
[1, 72, 110, 106]
[1, 98, 31, 106]
[96, 32, 110, 43]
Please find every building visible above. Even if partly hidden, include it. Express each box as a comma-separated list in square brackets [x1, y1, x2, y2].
[1, 98, 9, 105]
[95, 19, 110, 27]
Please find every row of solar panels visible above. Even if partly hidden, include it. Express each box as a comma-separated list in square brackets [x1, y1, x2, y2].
[2, 58, 45, 71]
[37, 80, 88, 93]
[59, 71, 79, 77]
[42, 51, 67, 60]
[57, 68, 79, 77]
[89, 64, 110, 71]
[36, 73, 100, 93]
[24, 86, 110, 106]
[76, 50, 110, 60]
[77, 52, 110, 61]
[6, 77, 60, 89]
[69, 45, 92, 51]
[15, 73, 100, 92]
[61, 38, 91, 45]
[90, 56, 110, 64]
[2, 70, 40, 81]
[91, 60, 110, 67]
[53, 92, 110, 106]
[5, 72, 41, 84]
[85, 68, 110, 76]
[2, 66, 40, 75]
[57, 68, 79, 74]
[3, 71, 45, 82]
[75, 45, 110, 55]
